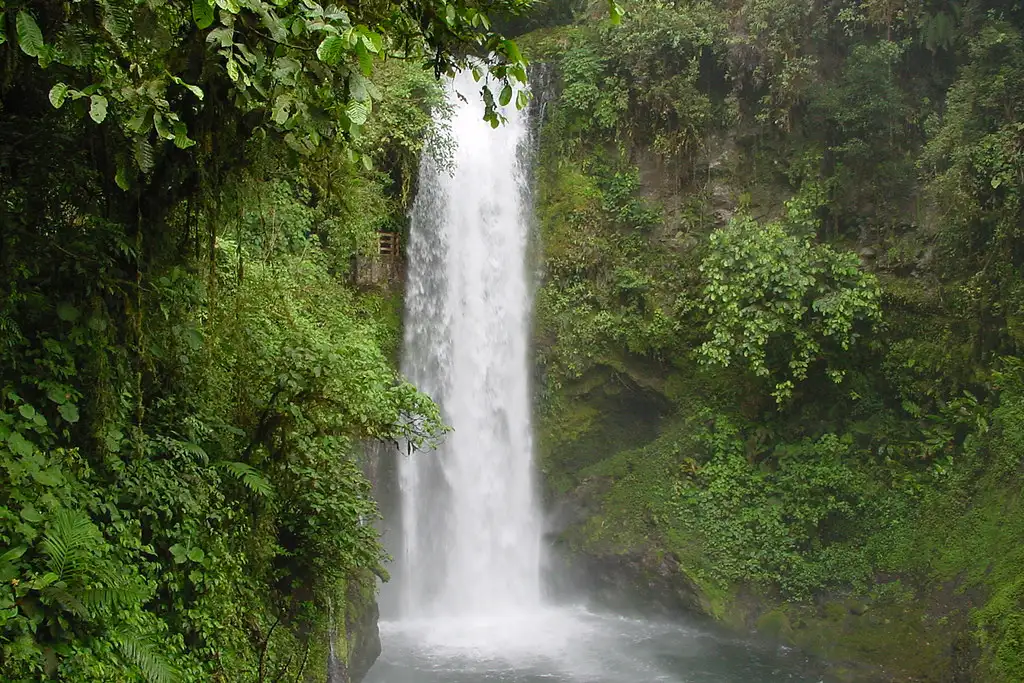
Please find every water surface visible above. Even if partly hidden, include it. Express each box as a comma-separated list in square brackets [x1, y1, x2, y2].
[366, 606, 825, 683]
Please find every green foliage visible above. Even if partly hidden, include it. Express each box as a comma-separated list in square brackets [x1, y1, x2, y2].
[529, 0, 1024, 677]
[2, 0, 532, 185]
[675, 425, 868, 595]
[534, 1, 726, 165]
[0, 7, 453, 670]
[698, 214, 881, 401]
[920, 21, 1024, 361]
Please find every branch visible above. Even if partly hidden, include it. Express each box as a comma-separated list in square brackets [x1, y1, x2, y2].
[258, 614, 283, 683]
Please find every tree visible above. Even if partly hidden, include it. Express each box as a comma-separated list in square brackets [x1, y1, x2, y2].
[698, 214, 881, 402]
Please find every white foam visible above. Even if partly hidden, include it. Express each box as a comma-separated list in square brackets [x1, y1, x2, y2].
[397, 67, 542, 618]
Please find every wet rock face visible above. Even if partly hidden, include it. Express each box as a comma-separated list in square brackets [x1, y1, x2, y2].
[346, 582, 382, 683]
[328, 572, 382, 683]
[596, 552, 706, 615]
[551, 546, 705, 617]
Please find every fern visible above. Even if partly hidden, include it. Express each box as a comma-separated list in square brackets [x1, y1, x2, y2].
[42, 509, 101, 582]
[216, 461, 275, 498]
[0, 311, 22, 346]
[101, 0, 132, 40]
[112, 631, 180, 683]
[81, 583, 151, 612]
[41, 585, 89, 618]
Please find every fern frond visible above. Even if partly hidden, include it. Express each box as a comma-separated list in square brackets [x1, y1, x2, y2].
[112, 631, 180, 683]
[81, 583, 150, 611]
[42, 509, 100, 581]
[41, 585, 89, 618]
[215, 461, 275, 498]
[101, 0, 132, 40]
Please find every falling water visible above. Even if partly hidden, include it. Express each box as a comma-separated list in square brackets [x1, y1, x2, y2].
[369, 70, 828, 683]
[396, 69, 541, 618]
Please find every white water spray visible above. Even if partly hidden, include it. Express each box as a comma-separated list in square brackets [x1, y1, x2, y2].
[396, 69, 542, 619]
[368, 69, 826, 683]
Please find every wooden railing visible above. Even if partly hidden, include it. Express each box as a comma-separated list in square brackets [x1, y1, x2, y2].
[354, 231, 403, 287]
[378, 232, 399, 256]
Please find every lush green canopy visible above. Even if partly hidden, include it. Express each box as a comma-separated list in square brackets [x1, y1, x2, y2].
[0, 0, 535, 678]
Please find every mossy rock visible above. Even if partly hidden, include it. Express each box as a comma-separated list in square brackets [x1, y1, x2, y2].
[328, 571, 381, 683]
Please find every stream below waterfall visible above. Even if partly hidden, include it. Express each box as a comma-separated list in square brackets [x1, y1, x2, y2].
[365, 606, 826, 682]
[372, 70, 829, 683]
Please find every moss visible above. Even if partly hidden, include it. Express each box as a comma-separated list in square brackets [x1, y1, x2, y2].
[757, 608, 794, 640]
[786, 600, 948, 678]
[329, 571, 381, 683]
[976, 578, 1024, 683]
[517, 25, 579, 62]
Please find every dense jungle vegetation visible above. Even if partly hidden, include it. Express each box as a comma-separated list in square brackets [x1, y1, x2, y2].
[4, 0, 1024, 678]
[522, 0, 1024, 680]
[0, 0, 533, 678]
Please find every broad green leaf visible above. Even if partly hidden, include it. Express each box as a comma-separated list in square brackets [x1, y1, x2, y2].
[45, 388, 67, 405]
[89, 94, 108, 124]
[361, 153, 372, 171]
[502, 39, 522, 65]
[58, 403, 79, 424]
[187, 547, 204, 562]
[346, 100, 368, 125]
[115, 164, 130, 191]
[16, 11, 44, 58]
[316, 35, 345, 65]
[207, 26, 233, 47]
[609, 0, 625, 24]
[49, 83, 69, 109]
[360, 30, 382, 54]
[7, 432, 33, 457]
[499, 84, 512, 107]
[349, 73, 370, 102]
[31, 468, 62, 486]
[516, 89, 528, 109]
[0, 12, 6, 45]
[355, 41, 372, 76]
[172, 76, 204, 100]
[103, 2, 132, 39]
[259, 7, 287, 40]
[192, 0, 214, 28]
[169, 543, 187, 564]
[127, 106, 152, 133]
[56, 302, 79, 322]
[215, 0, 240, 14]
[33, 572, 58, 590]
[172, 122, 196, 149]
[20, 506, 43, 523]
[272, 95, 291, 124]
[0, 546, 27, 565]
[18, 405, 36, 420]
[154, 113, 172, 140]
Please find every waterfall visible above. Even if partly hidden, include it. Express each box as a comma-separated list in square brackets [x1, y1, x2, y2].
[364, 67, 826, 683]
[396, 68, 542, 618]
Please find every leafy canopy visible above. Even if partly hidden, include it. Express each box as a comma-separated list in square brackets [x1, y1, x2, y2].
[1, 0, 534, 187]
[698, 213, 881, 402]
